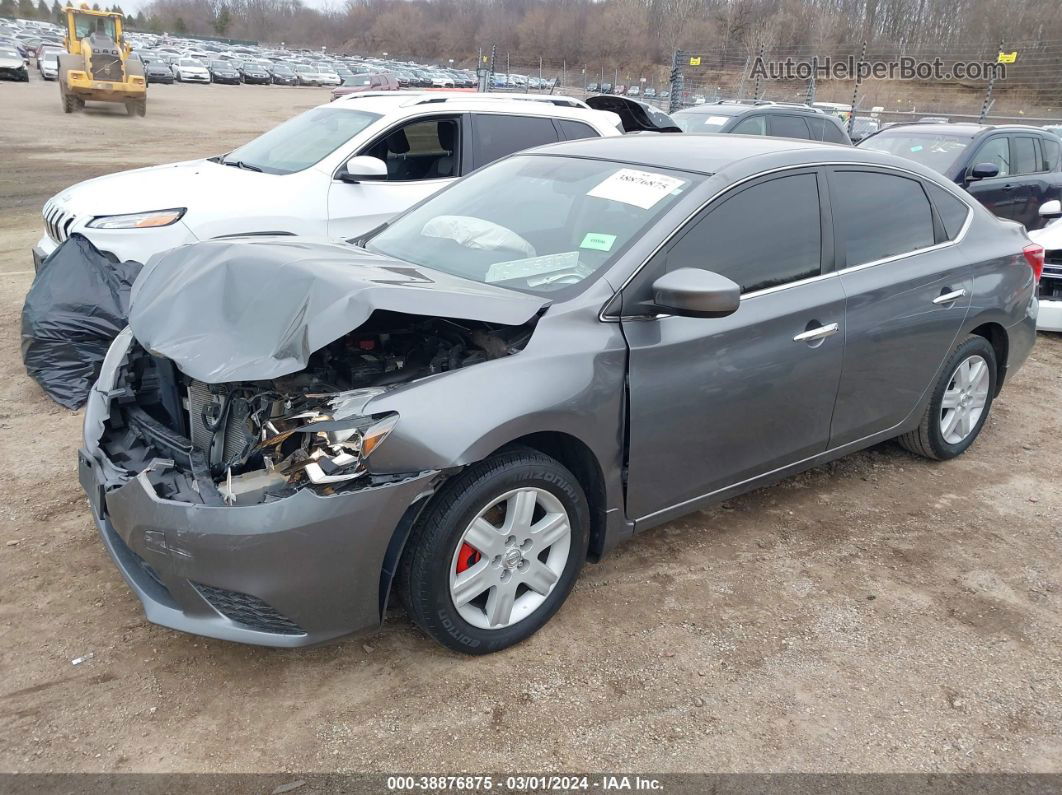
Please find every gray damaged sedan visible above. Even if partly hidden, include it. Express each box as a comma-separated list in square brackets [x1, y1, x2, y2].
[80, 135, 1039, 654]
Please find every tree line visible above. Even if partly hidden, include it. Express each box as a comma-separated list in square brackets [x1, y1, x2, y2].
[5, 0, 1061, 69]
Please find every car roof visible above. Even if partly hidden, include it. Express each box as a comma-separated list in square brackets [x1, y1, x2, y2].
[324, 92, 611, 123]
[875, 122, 1049, 137]
[526, 133, 937, 178]
[522, 134, 964, 188]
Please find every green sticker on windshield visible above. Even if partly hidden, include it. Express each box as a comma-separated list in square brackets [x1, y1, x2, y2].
[580, 232, 616, 252]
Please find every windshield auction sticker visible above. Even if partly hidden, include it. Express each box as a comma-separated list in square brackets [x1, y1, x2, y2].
[588, 169, 686, 210]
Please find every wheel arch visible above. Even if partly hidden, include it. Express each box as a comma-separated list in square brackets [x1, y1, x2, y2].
[968, 321, 1008, 394]
[491, 431, 609, 563]
[376, 430, 610, 621]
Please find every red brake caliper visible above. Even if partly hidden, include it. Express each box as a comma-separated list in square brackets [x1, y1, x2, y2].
[456, 543, 482, 573]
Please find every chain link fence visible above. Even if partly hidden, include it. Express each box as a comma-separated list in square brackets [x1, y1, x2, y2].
[474, 41, 1062, 127]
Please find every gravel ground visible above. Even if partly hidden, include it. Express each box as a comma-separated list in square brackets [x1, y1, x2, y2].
[0, 76, 1060, 775]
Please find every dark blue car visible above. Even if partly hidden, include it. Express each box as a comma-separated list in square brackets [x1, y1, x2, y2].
[860, 122, 1062, 230]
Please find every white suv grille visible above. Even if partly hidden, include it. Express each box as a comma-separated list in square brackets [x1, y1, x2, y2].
[43, 202, 77, 245]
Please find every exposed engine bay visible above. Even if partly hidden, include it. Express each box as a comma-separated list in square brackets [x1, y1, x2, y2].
[99, 311, 535, 506]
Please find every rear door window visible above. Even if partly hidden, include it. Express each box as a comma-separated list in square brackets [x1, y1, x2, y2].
[818, 118, 850, 144]
[831, 170, 936, 267]
[666, 172, 822, 293]
[1013, 136, 1040, 175]
[768, 114, 812, 140]
[471, 114, 562, 169]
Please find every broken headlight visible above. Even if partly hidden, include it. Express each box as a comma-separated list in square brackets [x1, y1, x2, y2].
[205, 384, 399, 503]
[290, 410, 399, 486]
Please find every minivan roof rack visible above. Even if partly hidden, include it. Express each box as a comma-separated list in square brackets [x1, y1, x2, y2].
[712, 99, 823, 112]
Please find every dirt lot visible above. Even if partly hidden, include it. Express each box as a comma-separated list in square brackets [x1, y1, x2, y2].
[1, 76, 1061, 775]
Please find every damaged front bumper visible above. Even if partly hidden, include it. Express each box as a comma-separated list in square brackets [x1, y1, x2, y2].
[79, 449, 437, 646]
[80, 328, 441, 647]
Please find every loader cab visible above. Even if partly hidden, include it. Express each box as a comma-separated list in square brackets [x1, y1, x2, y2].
[65, 8, 124, 55]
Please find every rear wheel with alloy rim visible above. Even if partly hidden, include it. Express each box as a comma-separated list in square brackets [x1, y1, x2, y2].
[398, 448, 589, 654]
[898, 335, 998, 460]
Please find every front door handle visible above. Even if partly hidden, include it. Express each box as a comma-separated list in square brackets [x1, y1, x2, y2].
[793, 322, 839, 343]
[933, 288, 967, 305]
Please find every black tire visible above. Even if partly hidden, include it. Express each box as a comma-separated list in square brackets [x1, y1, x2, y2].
[398, 448, 589, 654]
[125, 99, 146, 117]
[898, 334, 998, 460]
[61, 88, 79, 113]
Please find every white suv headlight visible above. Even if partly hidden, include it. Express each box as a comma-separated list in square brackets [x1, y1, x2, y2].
[87, 209, 186, 229]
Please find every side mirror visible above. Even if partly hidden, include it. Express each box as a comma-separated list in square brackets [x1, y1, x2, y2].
[1039, 199, 1062, 218]
[648, 268, 740, 319]
[340, 155, 387, 183]
[967, 162, 1000, 182]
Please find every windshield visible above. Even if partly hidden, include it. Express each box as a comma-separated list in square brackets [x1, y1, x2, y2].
[860, 130, 973, 173]
[366, 155, 699, 295]
[73, 13, 115, 40]
[273, 64, 293, 73]
[179, 59, 201, 67]
[223, 107, 380, 175]
[345, 75, 371, 86]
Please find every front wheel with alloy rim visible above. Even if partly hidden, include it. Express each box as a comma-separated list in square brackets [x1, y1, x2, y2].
[898, 334, 998, 460]
[398, 449, 589, 654]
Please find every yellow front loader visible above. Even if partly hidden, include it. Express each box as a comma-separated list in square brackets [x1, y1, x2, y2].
[58, 5, 147, 117]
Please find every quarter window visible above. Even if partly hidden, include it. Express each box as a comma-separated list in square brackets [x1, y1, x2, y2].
[970, 137, 1010, 177]
[1042, 136, 1061, 171]
[666, 173, 821, 293]
[471, 114, 561, 168]
[832, 170, 935, 267]
[924, 182, 971, 241]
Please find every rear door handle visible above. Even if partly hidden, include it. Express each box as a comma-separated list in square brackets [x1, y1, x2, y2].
[793, 322, 839, 343]
[933, 288, 967, 305]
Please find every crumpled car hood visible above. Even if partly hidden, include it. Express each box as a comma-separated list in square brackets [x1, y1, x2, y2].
[128, 237, 549, 383]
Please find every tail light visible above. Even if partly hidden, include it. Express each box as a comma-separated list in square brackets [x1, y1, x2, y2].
[1023, 243, 1045, 282]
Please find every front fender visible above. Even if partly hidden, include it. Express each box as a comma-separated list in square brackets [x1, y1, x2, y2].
[363, 302, 628, 505]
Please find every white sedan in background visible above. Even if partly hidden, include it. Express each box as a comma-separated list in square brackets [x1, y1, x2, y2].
[314, 63, 342, 86]
[173, 58, 210, 83]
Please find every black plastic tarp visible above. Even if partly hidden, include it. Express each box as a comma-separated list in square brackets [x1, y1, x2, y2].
[21, 234, 142, 409]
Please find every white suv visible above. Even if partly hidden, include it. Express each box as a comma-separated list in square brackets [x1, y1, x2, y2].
[34, 93, 626, 266]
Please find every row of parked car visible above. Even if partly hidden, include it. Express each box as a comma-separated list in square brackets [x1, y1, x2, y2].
[31, 88, 1043, 656]
[586, 81, 666, 99]
[125, 31, 478, 91]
